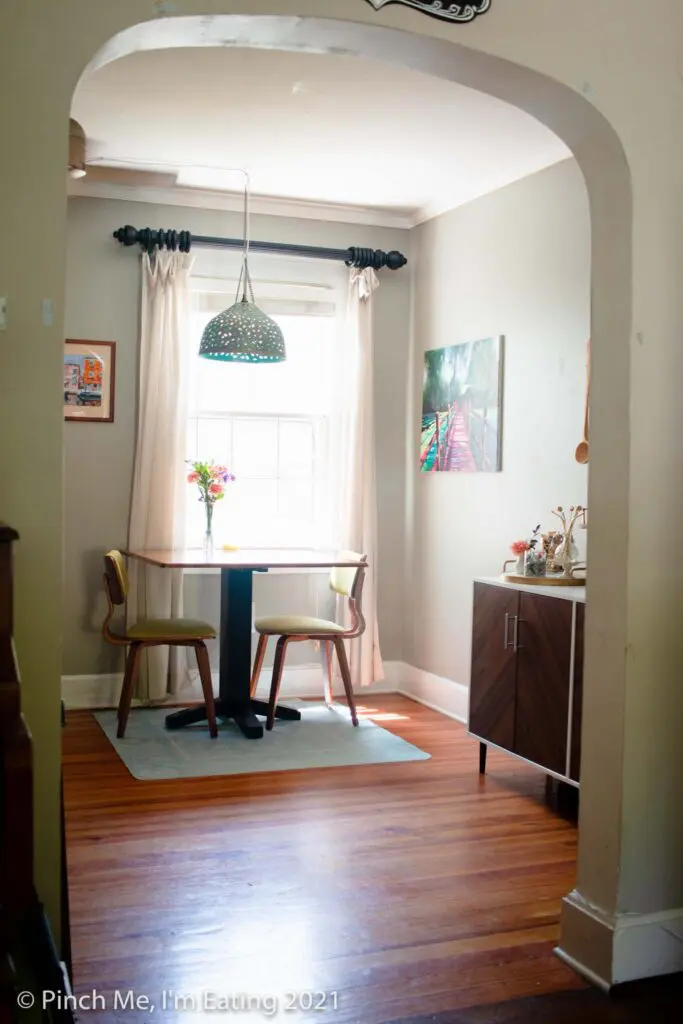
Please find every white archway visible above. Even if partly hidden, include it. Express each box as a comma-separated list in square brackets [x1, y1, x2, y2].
[80, 13, 632, 982]
[1, 3, 644, 988]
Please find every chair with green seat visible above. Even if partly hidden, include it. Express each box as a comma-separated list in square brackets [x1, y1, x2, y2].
[102, 550, 218, 739]
[250, 552, 367, 730]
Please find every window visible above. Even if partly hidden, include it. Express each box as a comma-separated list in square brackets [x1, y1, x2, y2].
[185, 282, 341, 549]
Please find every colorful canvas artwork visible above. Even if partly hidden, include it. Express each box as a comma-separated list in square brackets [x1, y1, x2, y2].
[63, 340, 116, 422]
[420, 336, 504, 473]
[64, 355, 103, 406]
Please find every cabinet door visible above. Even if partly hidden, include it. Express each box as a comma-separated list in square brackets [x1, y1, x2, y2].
[569, 603, 584, 782]
[469, 583, 518, 753]
[514, 593, 573, 775]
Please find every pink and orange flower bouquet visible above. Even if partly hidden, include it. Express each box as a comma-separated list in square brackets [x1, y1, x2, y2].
[186, 460, 236, 548]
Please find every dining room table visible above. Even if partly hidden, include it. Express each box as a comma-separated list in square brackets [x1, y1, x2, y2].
[121, 547, 366, 740]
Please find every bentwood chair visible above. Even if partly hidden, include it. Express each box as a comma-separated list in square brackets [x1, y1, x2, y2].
[102, 550, 218, 739]
[250, 552, 367, 730]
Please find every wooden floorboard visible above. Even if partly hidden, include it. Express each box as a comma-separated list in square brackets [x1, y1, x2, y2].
[387, 973, 683, 1023]
[63, 696, 587, 1022]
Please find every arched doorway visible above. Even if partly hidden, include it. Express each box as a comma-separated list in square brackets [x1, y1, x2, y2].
[1, 3, 636, 989]
[80, 12, 632, 986]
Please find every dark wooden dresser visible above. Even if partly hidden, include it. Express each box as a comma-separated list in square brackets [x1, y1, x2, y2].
[468, 577, 585, 785]
[0, 523, 74, 1022]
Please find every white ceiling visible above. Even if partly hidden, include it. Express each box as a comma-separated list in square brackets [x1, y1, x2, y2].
[72, 47, 570, 227]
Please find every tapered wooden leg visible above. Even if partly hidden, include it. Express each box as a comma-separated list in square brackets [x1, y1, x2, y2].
[333, 637, 358, 726]
[117, 642, 142, 739]
[479, 742, 487, 775]
[267, 636, 290, 731]
[194, 642, 218, 739]
[250, 634, 268, 697]
[323, 640, 334, 706]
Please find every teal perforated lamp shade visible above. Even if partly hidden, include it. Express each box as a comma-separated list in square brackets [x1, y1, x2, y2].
[199, 296, 286, 363]
[198, 173, 286, 364]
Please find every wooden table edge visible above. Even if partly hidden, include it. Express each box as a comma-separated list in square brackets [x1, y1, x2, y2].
[120, 550, 366, 570]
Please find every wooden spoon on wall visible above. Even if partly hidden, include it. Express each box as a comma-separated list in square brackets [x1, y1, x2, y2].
[575, 339, 590, 464]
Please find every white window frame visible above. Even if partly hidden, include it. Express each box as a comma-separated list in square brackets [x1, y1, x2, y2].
[185, 263, 344, 554]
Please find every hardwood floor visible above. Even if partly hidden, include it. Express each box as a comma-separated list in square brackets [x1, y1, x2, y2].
[63, 696, 586, 1022]
[390, 973, 683, 1022]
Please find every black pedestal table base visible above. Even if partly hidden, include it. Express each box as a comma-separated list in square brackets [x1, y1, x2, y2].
[164, 566, 301, 739]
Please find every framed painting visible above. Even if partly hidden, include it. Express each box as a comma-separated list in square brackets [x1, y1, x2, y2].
[420, 335, 504, 472]
[63, 340, 116, 423]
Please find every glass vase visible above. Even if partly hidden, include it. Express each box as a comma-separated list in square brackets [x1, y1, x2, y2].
[203, 502, 214, 555]
[554, 532, 579, 576]
[524, 548, 547, 578]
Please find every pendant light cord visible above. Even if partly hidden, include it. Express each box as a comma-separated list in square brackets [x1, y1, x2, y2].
[240, 171, 254, 304]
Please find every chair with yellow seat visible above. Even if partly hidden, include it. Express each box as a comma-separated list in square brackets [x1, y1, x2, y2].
[250, 552, 367, 730]
[102, 550, 218, 739]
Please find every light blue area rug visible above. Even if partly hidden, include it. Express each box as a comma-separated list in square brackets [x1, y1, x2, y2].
[94, 702, 430, 780]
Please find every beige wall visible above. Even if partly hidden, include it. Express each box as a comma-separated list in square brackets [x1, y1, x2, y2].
[408, 159, 590, 684]
[64, 195, 411, 678]
[3, 0, 683, 986]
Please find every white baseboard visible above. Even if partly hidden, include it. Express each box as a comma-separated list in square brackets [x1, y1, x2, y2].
[61, 663, 399, 710]
[388, 661, 469, 724]
[558, 888, 683, 987]
[553, 946, 611, 992]
[61, 659, 469, 721]
[62, 673, 124, 709]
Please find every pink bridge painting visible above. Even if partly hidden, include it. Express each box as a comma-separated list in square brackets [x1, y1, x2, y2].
[420, 336, 504, 473]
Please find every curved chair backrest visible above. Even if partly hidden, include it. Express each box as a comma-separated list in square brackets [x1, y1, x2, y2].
[102, 550, 129, 646]
[104, 550, 128, 607]
[329, 552, 367, 639]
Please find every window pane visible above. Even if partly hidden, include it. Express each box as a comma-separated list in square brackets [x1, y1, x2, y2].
[186, 417, 198, 461]
[279, 420, 314, 478]
[186, 490, 206, 545]
[279, 478, 314, 521]
[196, 417, 233, 467]
[232, 418, 278, 478]
[233, 479, 279, 545]
[235, 478, 278, 511]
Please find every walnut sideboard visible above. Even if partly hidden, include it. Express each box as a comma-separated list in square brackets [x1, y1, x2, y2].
[468, 578, 586, 786]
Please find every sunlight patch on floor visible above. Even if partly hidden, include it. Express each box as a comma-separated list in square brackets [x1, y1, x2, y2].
[354, 704, 411, 722]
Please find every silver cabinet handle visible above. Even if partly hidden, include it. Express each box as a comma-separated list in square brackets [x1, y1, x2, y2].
[504, 613, 519, 650]
[513, 616, 523, 651]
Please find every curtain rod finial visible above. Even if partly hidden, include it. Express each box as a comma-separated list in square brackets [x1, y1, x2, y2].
[346, 247, 408, 270]
[113, 226, 192, 253]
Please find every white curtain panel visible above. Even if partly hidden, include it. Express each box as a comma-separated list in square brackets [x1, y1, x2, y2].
[127, 251, 194, 701]
[334, 267, 385, 687]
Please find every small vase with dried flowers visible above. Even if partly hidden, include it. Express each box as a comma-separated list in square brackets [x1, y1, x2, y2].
[523, 524, 547, 577]
[551, 505, 583, 575]
[510, 539, 530, 575]
[187, 461, 236, 552]
[542, 530, 564, 574]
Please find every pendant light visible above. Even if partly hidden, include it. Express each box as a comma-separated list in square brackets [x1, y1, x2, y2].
[199, 174, 286, 363]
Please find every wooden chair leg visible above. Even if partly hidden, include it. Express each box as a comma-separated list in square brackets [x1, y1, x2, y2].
[267, 636, 290, 731]
[117, 642, 142, 739]
[323, 640, 334, 706]
[250, 634, 268, 697]
[333, 637, 359, 726]
[194, 642, 218, 739]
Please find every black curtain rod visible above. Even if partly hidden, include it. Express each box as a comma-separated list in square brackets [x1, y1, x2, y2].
[112, 225, 407, 271]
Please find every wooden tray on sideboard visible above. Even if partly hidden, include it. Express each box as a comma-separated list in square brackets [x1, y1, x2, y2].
[500, 559, 586, 586]
[500, 572, 586, 586]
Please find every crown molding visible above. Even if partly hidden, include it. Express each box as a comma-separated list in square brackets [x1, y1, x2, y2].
[67, 178, 416, 231]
